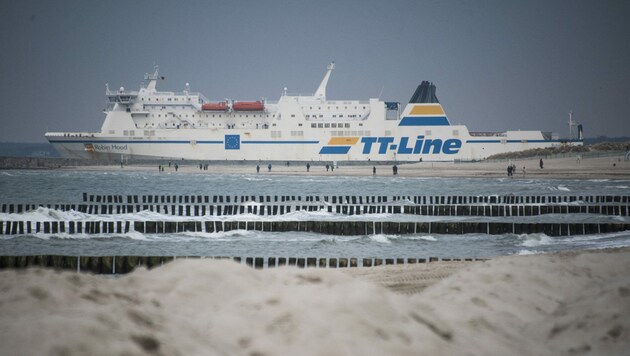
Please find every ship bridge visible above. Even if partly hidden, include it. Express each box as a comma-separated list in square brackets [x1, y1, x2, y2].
[106, 85, 138, 105]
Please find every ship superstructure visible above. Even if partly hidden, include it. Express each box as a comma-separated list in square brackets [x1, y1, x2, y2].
[45, 63, 582, 162]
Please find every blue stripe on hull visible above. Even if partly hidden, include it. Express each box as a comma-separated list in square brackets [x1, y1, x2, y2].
[49, 140, 320, 145]
[466, 139, 579, 144]
[398, 116, 450, 126]
[242, 141, 319, 144]
[48, 140, 223, 144]
[319, 146, 351, 154]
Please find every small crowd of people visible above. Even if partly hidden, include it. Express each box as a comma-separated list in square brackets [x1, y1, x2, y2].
[158, 162, 178, 172]
[506, 158, 544, 177]
[254, 162, 401, 176]
[507, 162, 528, 177]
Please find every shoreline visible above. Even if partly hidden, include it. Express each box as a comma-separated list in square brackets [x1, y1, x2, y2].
[1, 154, 628, 179]
[61, 154, 630, 179]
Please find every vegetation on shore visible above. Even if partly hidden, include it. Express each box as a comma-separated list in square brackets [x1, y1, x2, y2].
[487, 142, 630, 160]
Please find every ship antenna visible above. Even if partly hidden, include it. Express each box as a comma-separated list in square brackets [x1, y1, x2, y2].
[314, 62, 335, 100]
[145, 65, 160, 92]
[568, 110, 575, 139]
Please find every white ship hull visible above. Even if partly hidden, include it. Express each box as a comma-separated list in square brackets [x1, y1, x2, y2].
[46, 64, 582, 162]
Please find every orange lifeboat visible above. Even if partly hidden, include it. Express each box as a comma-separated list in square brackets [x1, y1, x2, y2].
[202, 102, 228, 111]
[232, 101, 264, 111]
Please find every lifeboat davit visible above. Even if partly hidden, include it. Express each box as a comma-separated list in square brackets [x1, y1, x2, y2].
[202, 102, 228, 111]
[232, 101, 264, 111]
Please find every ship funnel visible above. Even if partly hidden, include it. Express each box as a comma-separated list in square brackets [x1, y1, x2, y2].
[409, 81, 440, 103]
[314, 62, 335, 100]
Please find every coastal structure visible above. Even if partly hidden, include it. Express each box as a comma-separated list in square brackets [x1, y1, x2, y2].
[45, 64, 583, 162]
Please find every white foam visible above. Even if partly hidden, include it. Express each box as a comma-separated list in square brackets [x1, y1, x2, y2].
[0, 207, 94, 222]
[406, 235, 437, 242]
[181, 229, 254, 239]
[519, 234, 554, 247]
[516, 249, 539, 255]
[368, 234, 396, 243]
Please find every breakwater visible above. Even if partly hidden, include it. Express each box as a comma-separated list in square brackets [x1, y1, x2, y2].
[1, 219, 628, 237]
[80, 193, 630, 204]
[4, 203, 628, 217]
[0, 255, 483, 274]
[2, 193, 629, 237]
[2, 193, 629, 217]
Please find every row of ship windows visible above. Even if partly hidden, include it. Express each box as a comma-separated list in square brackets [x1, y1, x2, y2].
[137, 122, 278, 129]
[129, 127, 459, 137]
[141, 97, 192, 102]
[330, 131, 372, 137]
[302, 106, 367, 110]
[118, 129, 371, 138]
[311, 123, 362, 128]
[150, 113, 271, 118]
[304, 114, 360, 119]
[146, 112, 358, 120]
[271, 131, 308, 138]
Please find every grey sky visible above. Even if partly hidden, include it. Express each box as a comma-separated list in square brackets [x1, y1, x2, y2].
[1, 0, 629, 142]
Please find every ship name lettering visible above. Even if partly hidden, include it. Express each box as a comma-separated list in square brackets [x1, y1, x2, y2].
[360, 136, 461, 155]
[93, 144, 128, 151]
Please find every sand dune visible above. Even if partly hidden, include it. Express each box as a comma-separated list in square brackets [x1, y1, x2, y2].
[0, 248, 628, 355]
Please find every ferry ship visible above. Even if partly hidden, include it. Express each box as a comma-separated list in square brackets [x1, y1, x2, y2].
[45, 63, 583, 162]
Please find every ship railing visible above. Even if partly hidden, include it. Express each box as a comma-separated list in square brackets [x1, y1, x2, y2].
[469, 132, 507, 137]
[147, 90, 204, 96]
[46, 132, 98, 138]
[326, 100, 371, 105]
[285, 92, 315, 97]
[106, 88, 139, 96]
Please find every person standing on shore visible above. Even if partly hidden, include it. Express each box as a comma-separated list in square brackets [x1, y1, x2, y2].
[306, 163, 310, 172]
[256, 165, 260, 173]
[268, 164, 272, 172]
[373, 166, 376, 175]
[539, 158, 544, 169]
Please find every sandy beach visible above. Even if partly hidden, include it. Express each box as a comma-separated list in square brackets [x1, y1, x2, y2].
[0, 248, 628, 355]
[62, 154, 630, 179]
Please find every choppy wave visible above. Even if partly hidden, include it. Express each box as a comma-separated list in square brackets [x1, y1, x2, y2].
[368, 234, 396, 243]
[2, 172, 630, 258]
[516, 231, 630, 255]
[519, 233, 554, 247]
[1, 207, 628, 226]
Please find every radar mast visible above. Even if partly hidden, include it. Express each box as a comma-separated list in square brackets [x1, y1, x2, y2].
[314, 62, 335, 100]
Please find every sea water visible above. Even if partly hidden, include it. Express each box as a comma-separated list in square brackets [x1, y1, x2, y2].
[0, 169, 629, 259]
